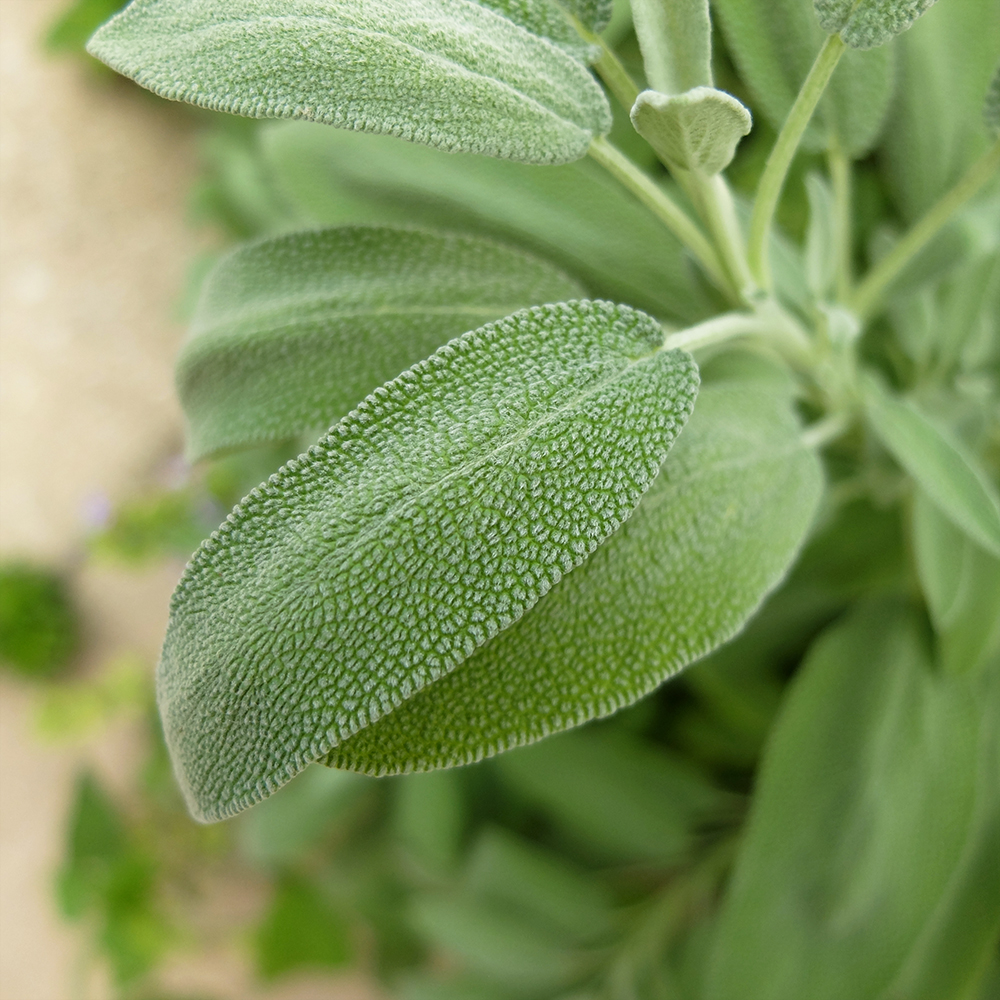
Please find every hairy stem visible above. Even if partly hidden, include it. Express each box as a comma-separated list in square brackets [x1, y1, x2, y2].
[572, 18, 640, 112]
[689, 171, 756, 302]
[588, 137, 736, 301]
[747, 34, 846, 289]
[828, 134, 852, 301]
[849, 138, 1000, 321]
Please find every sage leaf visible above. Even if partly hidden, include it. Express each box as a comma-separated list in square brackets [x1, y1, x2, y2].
[711, 0, 894, 157]
[864, 380, 1000, 557]
[913, 491, 1000, 675]
[159, 301, 699, 822]
[329, 381, 822, 776]
[878, 0, 1000, 220]
[261, 122, 713, 323]
[87, 0, 611, 165]
[476, 0, 613, 61]
[177, 227, 585, 460]
[631, 0, 713, 94]
[706, 602, 998, 1000]
[630, 88, 752, 175]
[815, 0, 938, 50]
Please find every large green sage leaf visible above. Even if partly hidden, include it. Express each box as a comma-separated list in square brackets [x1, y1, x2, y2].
[814, 0, 938, 49]
[177, 227, 584, 460]
[88, 0, 611, 165]
[706, 602, 1000, 1000]
[631, 0, 713, 94]
[630, 87, 752, 174]
[864, 380, 1000, 557]
[711, 0, 894, 157]
[160, 301, 698, 822]
[476, 0, 611, 61]
[329, 381, 822, 775]
[260, 122, 713, 323]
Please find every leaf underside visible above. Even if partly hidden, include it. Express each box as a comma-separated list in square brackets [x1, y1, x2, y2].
[87, 0, 611, 165]
[177, 226, 585, 460]
[328, 381, 823, 776]
[159, 301, 699, 822]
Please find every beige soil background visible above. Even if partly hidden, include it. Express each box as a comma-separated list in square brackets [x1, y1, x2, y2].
[0, 3, 374, 998]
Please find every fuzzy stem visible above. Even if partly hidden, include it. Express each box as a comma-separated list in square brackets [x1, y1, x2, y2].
[747, 34, 846, 289]
[588, 137, 736, 300]
[849, 137, 1000, 321]
[689, 171, 756, 301]
[828, 134, 853, 301]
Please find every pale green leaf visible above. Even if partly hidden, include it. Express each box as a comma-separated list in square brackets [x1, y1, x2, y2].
[260, 121, 714, 323]
[878, 0, 1000, 220]
[631, 0, 713, 94]
[87, 0, 611, 165]
[630, 87, 752, 174]
[804, 172, 836, 300]
[913, 491, 1000, 675]
[711, 0, 894, 156]
[159, 301, 698, 822]
[864, 379, 1000, 557]
[986, 63, 1000, 135]
[706, 602, 998, 1000]
[474, 0, 596, 62]
[815, 0, 938, 49]
[329, 381, 822, 776]
[177, 226, 585, 460]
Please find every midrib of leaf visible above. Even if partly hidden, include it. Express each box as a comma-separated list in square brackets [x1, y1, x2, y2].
[233, 345, 670, 601]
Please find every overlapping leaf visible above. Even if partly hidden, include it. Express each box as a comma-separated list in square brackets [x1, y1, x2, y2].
[476, 0, 607, 62]
[707, 601, 1000, 1000]
[159, 301, 699, 821]
[631, 0, 713, 94]
[260, 121, 713, 323]
[177, 227, 584, 459]
[815, 0, 938, 49]
[87, 0, 611, 165]
[329, 381, 822, 775]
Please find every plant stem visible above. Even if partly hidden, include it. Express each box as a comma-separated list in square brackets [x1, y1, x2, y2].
[827, 134, 852, 301]
[689, 171, 756, 301]
[747, 34, 846, 290]
[593, 36, 640, 112]
[849, 137, 1000, 321]
[588, 136, 737, 301]
[801, 411, 851, 449]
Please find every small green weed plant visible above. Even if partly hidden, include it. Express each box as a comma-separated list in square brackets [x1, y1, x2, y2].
[74, 0, 1000, 996]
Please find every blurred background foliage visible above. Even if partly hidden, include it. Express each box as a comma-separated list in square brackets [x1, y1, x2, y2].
[2, 0, 996, 997]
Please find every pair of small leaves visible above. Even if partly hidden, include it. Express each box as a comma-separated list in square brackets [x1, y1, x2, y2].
[161, 300, 699, 821]
[815, 0, 939, 50]
[88, 0, 610, 165]
[178, 227, 584, 460]
[631, 88, 752, 175]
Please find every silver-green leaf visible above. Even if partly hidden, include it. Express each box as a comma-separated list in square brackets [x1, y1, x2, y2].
[815, 0, 939, 50]
[177, 227, 585, 460]
[159, 301, 699, 821]
[328, 381, 822, 776]
[630, 88, 752, 174]
[631, 0, 713, 94]
[87, 0, 611, 165]
[864, 379, 1000, 557]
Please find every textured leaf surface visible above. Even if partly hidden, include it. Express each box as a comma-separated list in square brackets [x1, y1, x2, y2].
[631, 0, 713, 94]
[177, 227, 584, 460]
[260, 122, 713, 323]
[88, 0, 611, 165]
[329, 382, 822, 775]
[631, 87, 752, 174]
[864, 380, 1000, 557]
[707, 602, 999, 1000]
[159, 302, 698, 821]
[711, 0, 894, 156]
[815, 0, 938, 49]
[878, 0, 1000, 219]
[475, 0, 607, 61]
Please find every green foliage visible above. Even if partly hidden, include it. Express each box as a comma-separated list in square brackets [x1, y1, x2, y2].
[631, 0, 712, 94]
[179, 227, 584, 459]
[44, 0, 126, 61]
[87, 0, 611, 165]
[814, 0, 938, 50]
[0, 563, 79, 677]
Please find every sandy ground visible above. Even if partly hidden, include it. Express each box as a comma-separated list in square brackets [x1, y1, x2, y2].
[0, 3, 373, 998]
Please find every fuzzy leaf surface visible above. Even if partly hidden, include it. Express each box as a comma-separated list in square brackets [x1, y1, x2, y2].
[329, 381, 822, 775]
[87, 0, 611, 165]
[159, 301, 698, 821]
[260, 122, 713, 323]
[711, 0, 894, 156]
[475, 0, 611, 60]
[177, 227, 584, 460]
[864, 380, 1000, 557]
[630, 87, 752, 174]
[707, 602, 1000, 1000]
[631, 0, 713, 94]
[815, 0, 939, 49]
